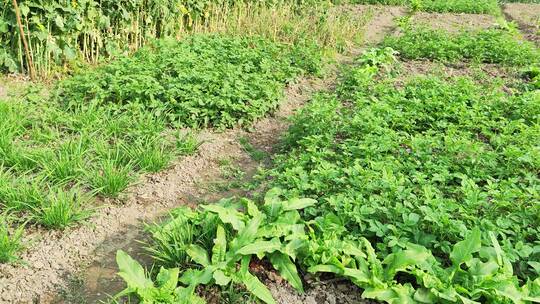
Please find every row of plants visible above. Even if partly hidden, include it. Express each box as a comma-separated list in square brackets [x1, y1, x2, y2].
[383, 21, 539, 66]
[0, 0, 364, 77]
[114, 44, 540, 303]
[347, 0, 502, 14]
[0, 34, 323, 263]
[55, 35, 322, 129]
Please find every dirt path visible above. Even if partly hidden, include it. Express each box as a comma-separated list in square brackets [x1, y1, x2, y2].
[503, 3, 540, 46]
[0, 5, 407, 304]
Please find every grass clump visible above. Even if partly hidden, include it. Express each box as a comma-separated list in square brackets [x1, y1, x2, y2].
[31, 187, 92, 229]
[56, 35, 322, 129]
[0, 214, 24, 264]
[384, 25, 539, 65]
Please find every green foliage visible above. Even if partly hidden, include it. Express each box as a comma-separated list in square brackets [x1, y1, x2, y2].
[347, 0, 500, 14]
[417, 0, 500, 14]
[31, 187, 92, 229]
[115, 249, 205, 304]
[0, 213, 24, 263]
[137, 190, 317, 303]
[524, 66, 540, 89]
[383, 25, 539, 65]
[56, 35, 321, 129]
[267, 48, 540, 302]
[176, 132, 202, 156]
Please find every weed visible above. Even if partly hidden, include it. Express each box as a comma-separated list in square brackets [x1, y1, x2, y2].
[31, 187, 92, 229]
[0, 213, 25, 263]
[124, 137, 174, 173]
[238, 137, 267, 162]
[175, 132, 202, 156]
[86, 157, 134, 197]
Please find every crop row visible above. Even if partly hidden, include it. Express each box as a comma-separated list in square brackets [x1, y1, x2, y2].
[0, 0, 367, 77]
[0, 34, 323, 263]
[115, 26, 540, 303]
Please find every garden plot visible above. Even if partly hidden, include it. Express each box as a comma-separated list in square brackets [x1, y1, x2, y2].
[0, 4, 386, 304]
[410, 11, 498, 32]
[503, 3, 540, 45]
[1, 2, 539, 304]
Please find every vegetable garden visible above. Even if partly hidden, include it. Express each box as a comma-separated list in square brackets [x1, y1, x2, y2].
[0, 0, 539, 303]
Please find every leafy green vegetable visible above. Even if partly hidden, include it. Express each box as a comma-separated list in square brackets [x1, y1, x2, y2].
[56, 35, 321, 129]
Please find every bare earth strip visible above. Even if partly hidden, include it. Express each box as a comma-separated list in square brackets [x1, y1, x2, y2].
[0, 5, 406, 304]
[503, 3, 540, 45]
[411, 12, 498, 32]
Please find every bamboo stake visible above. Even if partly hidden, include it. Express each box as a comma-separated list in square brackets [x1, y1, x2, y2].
[12, 0, 35, 80]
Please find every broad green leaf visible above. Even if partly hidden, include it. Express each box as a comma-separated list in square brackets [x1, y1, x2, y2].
[343, 267, 371, 284]
[202, 205, 245, 231]
[308, 264, 343, 275]
[212, 225, 227, 264]
[231, 214, 263, 251]
[264, 188, 283, 205]
[115, 250, 153, 290]
[187, 245, 210, 267]
[363, 284, 416, 304]
[456, 295, 481, 304]
[489, 232, 503, 266]
[383, 245, 432, 279]
[244, 198, 262, 217]
[282, 198, 317, 211]
[450, 227, 481, 267]
[179, 268, 213, 286]
[155, 267, 179, 291]
[175, 284, 206, 304]
[413, 288, 437, 303]
[237, 238, 281, 257]
[239, 271, 276, 304]
[269, 252, 304, 292]
[213, 269, 232, 286]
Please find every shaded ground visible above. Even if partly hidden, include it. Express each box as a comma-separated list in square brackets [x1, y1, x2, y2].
[503, 3, 540, 45]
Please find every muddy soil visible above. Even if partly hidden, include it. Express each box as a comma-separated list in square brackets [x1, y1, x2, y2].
[503, 3, 540, 45]
[411, 12, 498, 32]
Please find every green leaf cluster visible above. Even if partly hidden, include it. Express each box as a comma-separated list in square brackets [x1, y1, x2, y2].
[121, 190, 317, 303]
[383, 25, 539, 66]
[56, 35, 321, 129]
[267, 47, 540, 302]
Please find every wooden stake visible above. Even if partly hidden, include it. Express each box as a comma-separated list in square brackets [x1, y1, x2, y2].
[12, 0, 36, 80]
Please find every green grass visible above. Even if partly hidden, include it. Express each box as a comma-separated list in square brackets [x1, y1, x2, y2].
[0, 213, 24, 263]
[384, 25, 539, 65]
